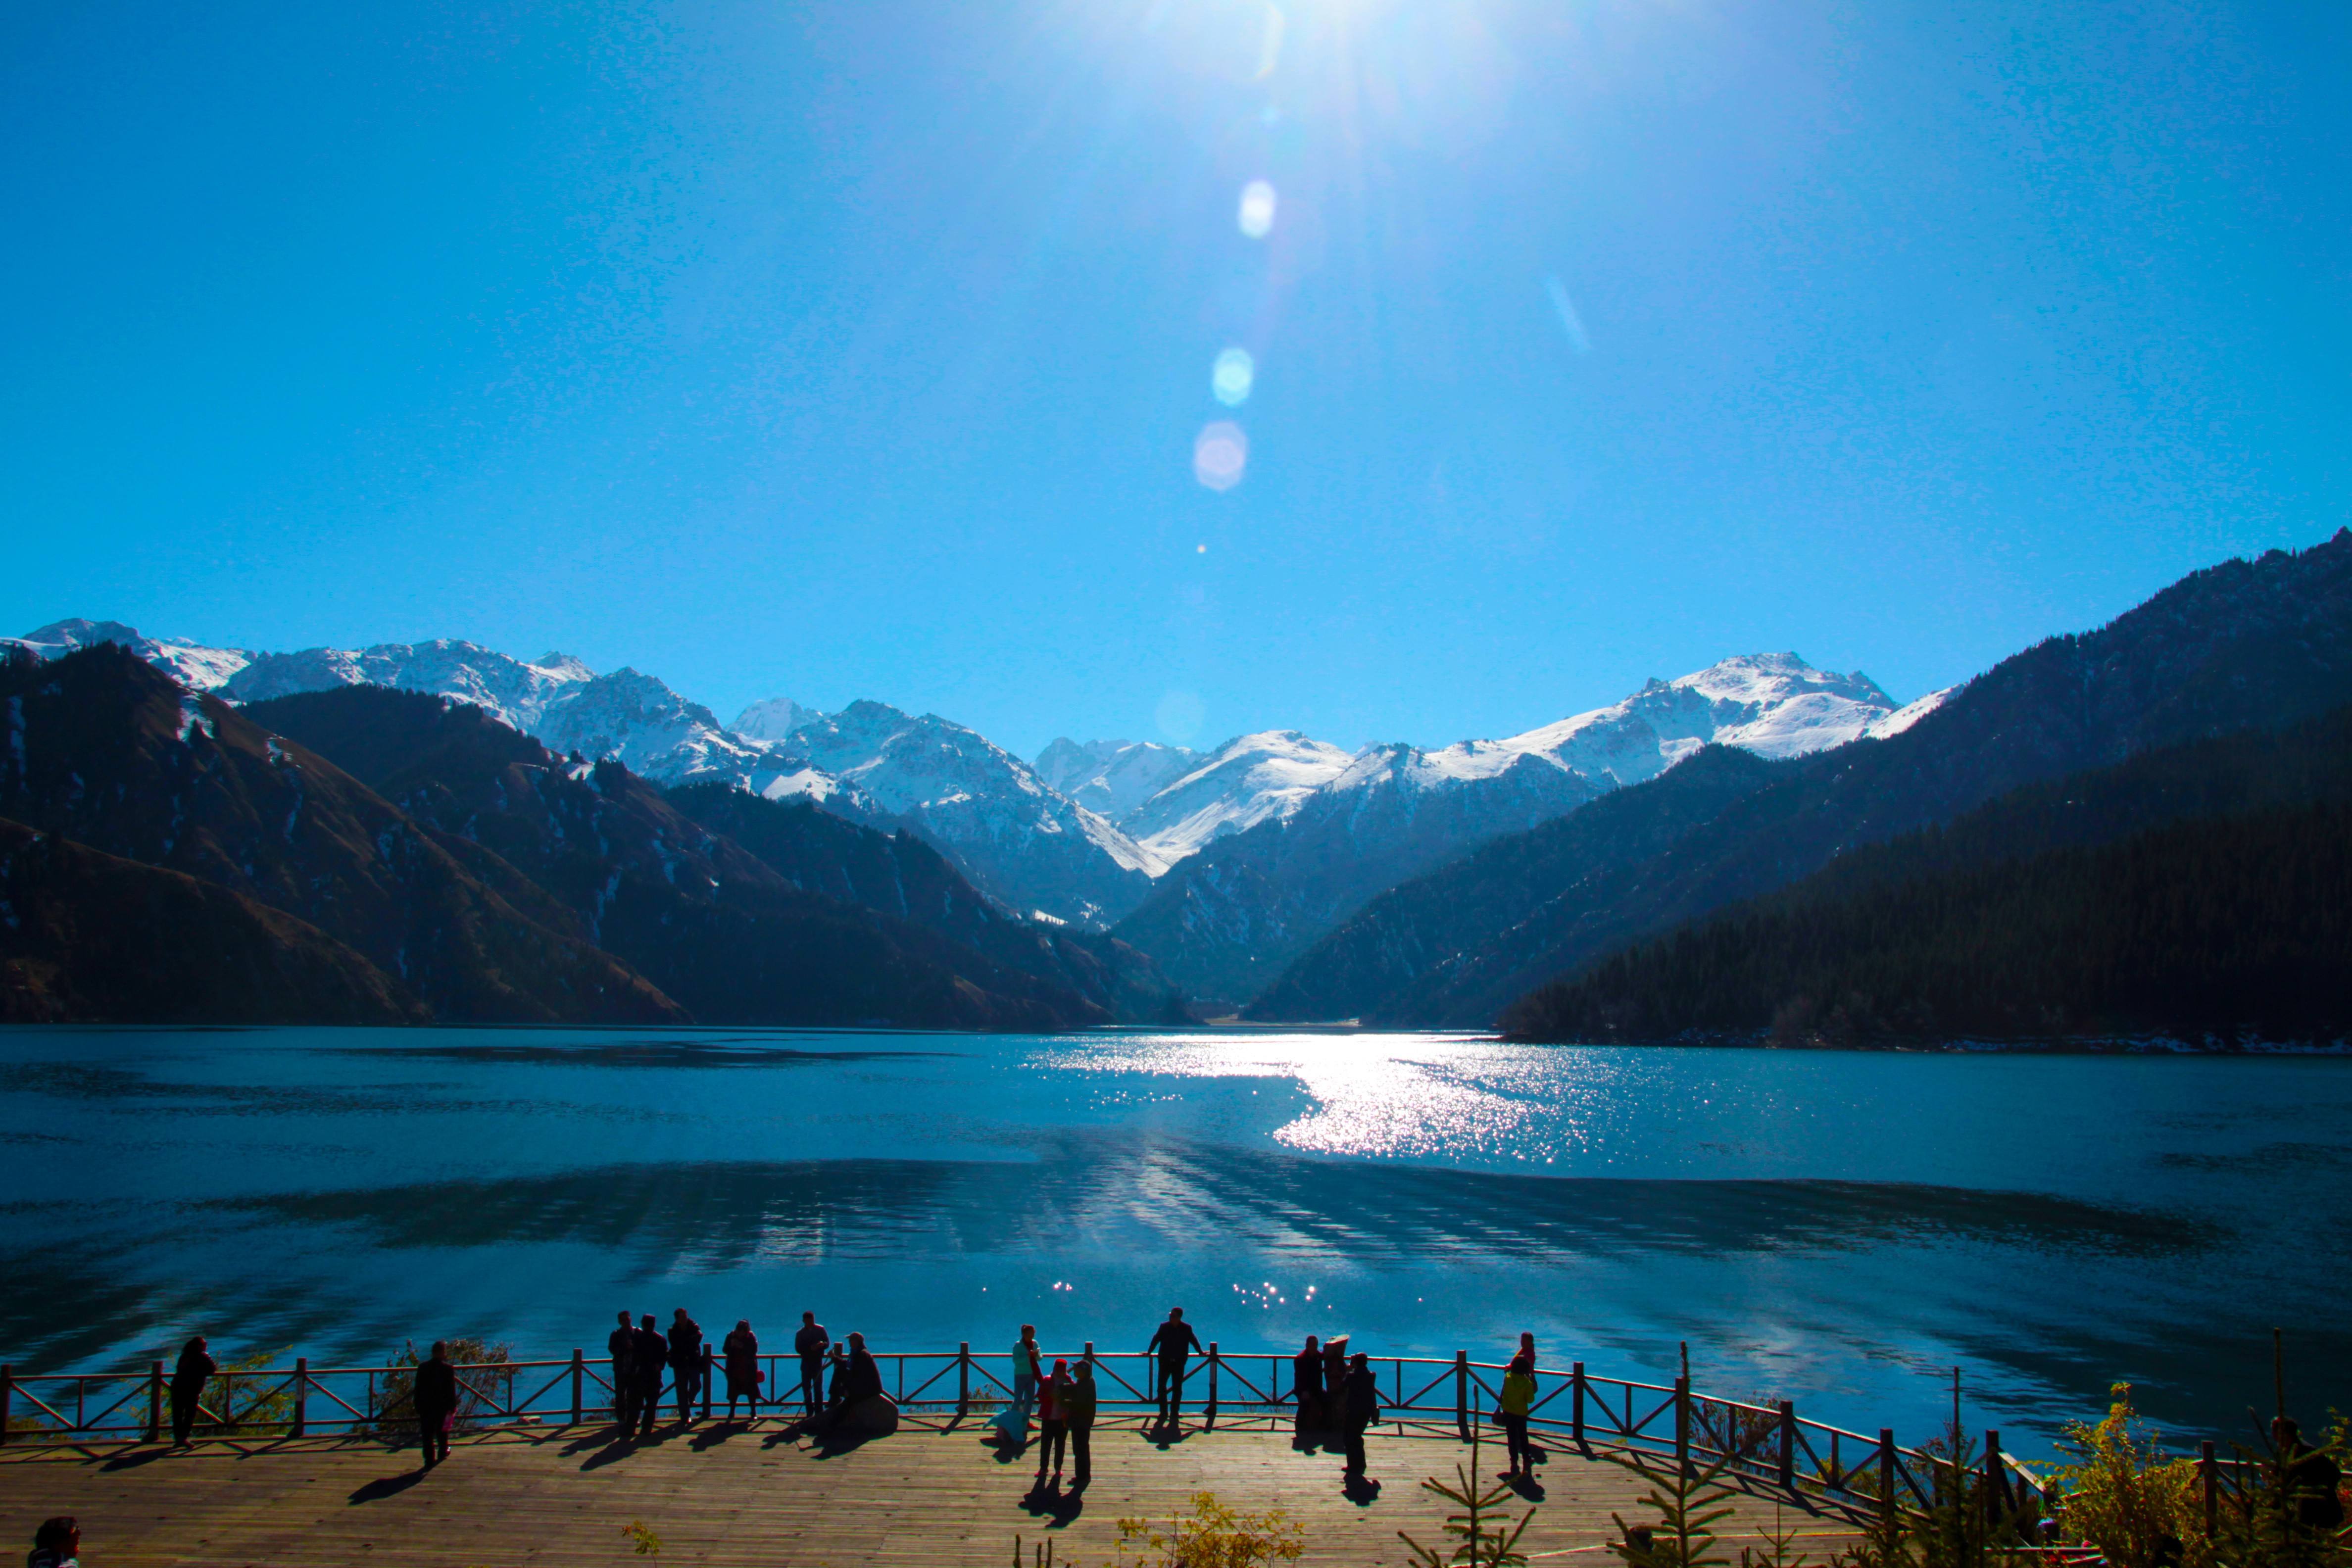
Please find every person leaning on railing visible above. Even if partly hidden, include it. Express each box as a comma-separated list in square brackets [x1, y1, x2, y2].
[1496, 1336, 1537, 1480]
[1064, 1359, 1098, 1488]
[1146, 1307, 1204, 1432]
[794, 1312, 828, 1420]
[630, 1315, 667, 1437]
[608, 1311, 637, 1434]
[413, 1341, 457, 1470]
[169, 1335, 215, 1447]
[668, 1309, 704, 1424]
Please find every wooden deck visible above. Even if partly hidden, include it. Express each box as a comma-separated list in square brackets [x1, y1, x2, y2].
[0, 1416, 1862, 1566]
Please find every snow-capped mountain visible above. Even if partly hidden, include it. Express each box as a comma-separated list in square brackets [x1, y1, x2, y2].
[1113, 731, 1356, 864]
[787, 701, 1164, 923]
[734, 696, 825, 742]
[1110, 654, 1905, 1000]
[10, 619, 252, 691]
[1032, 737, 1200, 820]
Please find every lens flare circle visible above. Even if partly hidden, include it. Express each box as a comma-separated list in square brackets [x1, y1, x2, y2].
[1193, 421, 1249, 490]
[1212, 347, 1255, 407]
[1237, 180, 1277, 240]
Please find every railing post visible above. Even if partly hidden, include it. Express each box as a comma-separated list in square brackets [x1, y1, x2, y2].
[1674, 1375, 1691, 1476]
[1, 1364, 12, 1446]
[1777, 1400, 1795, 1490]
[2202, 1439, 2218, 1541]
[1571, 1361, 1585, 1446]
[294, 1357, 309, 1438]
[1206, 1343, 1219, 1431]
[958, 1342, 970, 1421]
[1879, 1428, 1897, 1522]
[571, 1349, 584, 1427]
[147, 1360, 164, 1444]
[1984, 1429, 2004, 1516]
[1455, 1351, 1470, 1441]
[702, 1347, 714, 1421]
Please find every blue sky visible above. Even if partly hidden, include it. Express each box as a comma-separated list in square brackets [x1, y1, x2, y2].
[4, 0, 2347, 759]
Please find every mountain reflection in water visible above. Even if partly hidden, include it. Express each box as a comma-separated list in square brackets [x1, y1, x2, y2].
[1, 1026, 2345, 1451]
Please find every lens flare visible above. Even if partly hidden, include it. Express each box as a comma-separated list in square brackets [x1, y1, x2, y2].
[1237, 180, 1277, 240]
[1212, 347, 1255, 407]
[1193, 421, 1249, 490]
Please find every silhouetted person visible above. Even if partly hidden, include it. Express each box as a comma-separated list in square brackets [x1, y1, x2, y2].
[794, 1312, 828, 1419]
[722, 1320, 761, 1419]
[631, 1315, 667, 1436]
[169, 1335, 215, 1446]
[1340, 1352, 1378, 1477]
[1322, 1335, 1350, 1419]
[1497, 1335, 1537, 1479]
[608, 1310, 637, 1433]
[824, 1345, 850, 1417]
[668, 1309, 704, 1423]
[413, 1340, 458, 1469]
[27, 1515, 79, 1568]
[1066, 1360, 1098, 1488]
[844, 1332, 883, 1404]
[1146, 1307, 1203, 1429]
[1292, 1335, 1324, 1441]
[995, 1324, 1040, 1442]
[2274, 1418, 2346, 1530]
[1035, 1358, 1072, 1484]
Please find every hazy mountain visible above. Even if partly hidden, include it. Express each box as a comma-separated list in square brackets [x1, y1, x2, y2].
[9, 618, 252, 691]
[732, 696, 826, 741]
[1113, 654, 1902, 1004]
[1260, 531, 2352, 1028]
[1115, 731, 1356, 865]
[1033, 737, 1201, 821]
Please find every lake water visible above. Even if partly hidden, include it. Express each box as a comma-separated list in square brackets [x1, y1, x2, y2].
[3, 1027, 2346, 1454]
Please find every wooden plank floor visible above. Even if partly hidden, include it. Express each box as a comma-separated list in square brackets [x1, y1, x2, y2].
[0, 1417, 1861, 1567]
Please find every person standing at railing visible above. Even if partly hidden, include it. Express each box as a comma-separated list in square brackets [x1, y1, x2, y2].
[722, 1320, 761, 1419]
[794, 1312, 828, 1420]
[1065, 1360, 1098, 1488]
[1496, 1344, 1537, 1480]
[608, 1311, 639, 1433]
[1338, 1351, 1379, 1479]
[169, 1335, 215, 1446]
[994, 1325, 1041, 1444]
[631, 1315, 667, 1437]
[1292, 1335, 1324, 1444]
[413, 1341, 458, 1469]
[1146, 1307, 1203, 1432]
[1034, 1358, 1072, 1485]
[668, 1309, 705, 1424]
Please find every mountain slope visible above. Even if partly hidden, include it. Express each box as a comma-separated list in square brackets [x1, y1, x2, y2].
[0, 646, 683, 1024]
[0, 818, 427, 1025]
[1293, 531, 2352, 1028]
[1118, 654, 1896, 1005]
[1505, 708, 2352, 1042]
[246, 686, 1106, 1029]
[1033, 738, 1202, 821]
[785, 700, 1161, 924]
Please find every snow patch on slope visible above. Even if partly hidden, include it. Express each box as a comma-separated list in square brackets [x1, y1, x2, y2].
[1121, 731, 1355, 863]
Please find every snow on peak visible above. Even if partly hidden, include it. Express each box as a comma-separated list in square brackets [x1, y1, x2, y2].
[733, 696, 825, 742]
[15, 618, 252, 690]
[1863, 684, 1954, 740]
[533, 652, 596, 682]
[1033, 737, 1201, 820]
[1119, 729, 1355, 864]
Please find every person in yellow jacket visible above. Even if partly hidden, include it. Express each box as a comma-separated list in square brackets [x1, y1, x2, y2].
[1496, 1334, 1538, 1480]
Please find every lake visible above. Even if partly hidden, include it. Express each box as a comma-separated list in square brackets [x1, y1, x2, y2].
[3, 1026, 2345, 1454]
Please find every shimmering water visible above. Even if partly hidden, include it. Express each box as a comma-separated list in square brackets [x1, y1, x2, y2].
[4, 1027, 2346, 1452]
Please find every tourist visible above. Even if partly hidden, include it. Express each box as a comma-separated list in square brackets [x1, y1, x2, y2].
[1321, 1335, 1350, 1421]
[26, 1517, 79, 1568]
[1496, 1342, 1537, 1479]
[1146, 1307, 1203, 1430]
[2273, 1418, 2347, 1530]
[824, 1344, 852, 1417]
[1034, 1358, 1072, 1484]
[1292, 1335, 1324, 1442]
[1065, 1359, 1098, 1488]
[668, 1308, 705, 1422]
[413, 1340, 458, 1469]
[1339, 1351, 1379, 1478]
[722, 1320, 762, 1418]
[995, 1324, 1041, 1443]
[844, 1332, 884, 1405]
[631, 1314, 667, 1436]
[169, 1334, 215, 1446]
[794, 1311, 829, 1419]
[608, 1311, 638, 1433]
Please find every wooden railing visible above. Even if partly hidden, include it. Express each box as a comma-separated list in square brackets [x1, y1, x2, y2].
[0, 1346, 2055, 1523]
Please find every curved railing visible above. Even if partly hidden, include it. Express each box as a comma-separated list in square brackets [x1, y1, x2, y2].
[0, 1345, 2054, 1524]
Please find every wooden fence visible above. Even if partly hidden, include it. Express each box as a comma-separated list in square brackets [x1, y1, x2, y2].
[0, 1346, 2052, 1524]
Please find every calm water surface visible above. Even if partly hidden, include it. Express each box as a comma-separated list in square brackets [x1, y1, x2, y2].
[3, 1027, 2345, 1453]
